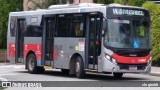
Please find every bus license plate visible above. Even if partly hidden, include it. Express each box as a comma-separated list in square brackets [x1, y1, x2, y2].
[129, 66, 137, 71]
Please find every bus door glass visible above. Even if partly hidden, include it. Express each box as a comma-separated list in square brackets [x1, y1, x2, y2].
[87, 13, 102, 69]
[42, 16, 55, 66]
[15, 19, 26, 63]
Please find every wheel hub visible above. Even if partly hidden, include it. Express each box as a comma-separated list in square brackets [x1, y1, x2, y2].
[29, 58, 34, 70]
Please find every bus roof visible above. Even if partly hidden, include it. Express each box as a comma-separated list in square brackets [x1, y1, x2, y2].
[48, 3, 104, 9]
[108, 3, 148, 10]
[9, 3, 148, 17]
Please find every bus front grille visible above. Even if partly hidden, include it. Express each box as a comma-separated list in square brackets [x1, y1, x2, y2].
[118, 63, 147, 70]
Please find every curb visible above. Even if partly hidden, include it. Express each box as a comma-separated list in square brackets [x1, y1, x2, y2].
[149, 72, 160, 77]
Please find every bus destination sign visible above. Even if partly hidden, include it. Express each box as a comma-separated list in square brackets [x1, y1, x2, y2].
[112, 8, 144, 16]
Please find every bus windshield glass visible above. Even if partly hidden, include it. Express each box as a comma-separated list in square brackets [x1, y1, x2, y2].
[104, 19, 150, 49]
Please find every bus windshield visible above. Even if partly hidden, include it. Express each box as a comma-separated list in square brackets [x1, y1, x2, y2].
[104, 19, 150, 49]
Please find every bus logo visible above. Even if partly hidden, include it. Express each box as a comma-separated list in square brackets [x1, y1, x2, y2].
[138, 59, 146, 63]
[134, 40, 139, 48]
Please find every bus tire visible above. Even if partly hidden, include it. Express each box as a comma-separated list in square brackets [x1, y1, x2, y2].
[75, 56, 85, 78]
[27, 54, 39, 74]
[113, 73, 123, 78]
[61, 69, 69, 75]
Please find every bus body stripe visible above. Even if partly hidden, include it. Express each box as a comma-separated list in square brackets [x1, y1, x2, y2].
[8, 43, 15, 57]
[8, 43, 57, 60]
[112, 53, 150, 64]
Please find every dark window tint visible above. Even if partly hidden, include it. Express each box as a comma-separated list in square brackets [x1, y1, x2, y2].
[71, 14, 85, 37]
[25, 26, 42, 37]
[56, 15, 71, 37]
[10, 18, 16, 37]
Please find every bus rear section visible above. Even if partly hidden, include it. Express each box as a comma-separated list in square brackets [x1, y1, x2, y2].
[7, 16, 27, 64]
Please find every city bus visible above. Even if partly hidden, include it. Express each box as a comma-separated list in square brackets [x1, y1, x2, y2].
[7, 3, 151, 78]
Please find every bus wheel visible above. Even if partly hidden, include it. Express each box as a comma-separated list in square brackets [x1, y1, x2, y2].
[113, 73, 123, 78]
[61, 69, 69, 75]
[75, 56, 85, 78]
[27, 54, 39, 74]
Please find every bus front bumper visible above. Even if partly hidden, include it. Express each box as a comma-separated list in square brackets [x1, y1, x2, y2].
[102, 58, 151, 73]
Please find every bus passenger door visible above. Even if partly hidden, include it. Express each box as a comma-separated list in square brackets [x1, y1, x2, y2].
[86, 13, 102, 70]
[15, 19, 26, 63]
[42, 16, 55, 66]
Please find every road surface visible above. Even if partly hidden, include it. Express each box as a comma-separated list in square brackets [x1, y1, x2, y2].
[0, 65, 160, 90]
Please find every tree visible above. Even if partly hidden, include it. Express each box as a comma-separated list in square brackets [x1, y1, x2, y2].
[98, 0, 114, 4]
[69, 0, 73, 4]
[93, 0, 98, 3]
[0, 0, 22, 49]
[142, 2, 160, 65]
[47, 0, 67, 6]
[114, 0, 147, 6]
[28, 0, 67, 10]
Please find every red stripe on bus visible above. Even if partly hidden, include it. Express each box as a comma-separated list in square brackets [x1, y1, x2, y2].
[8, 43, 15, 57]
[24, 44, 57, 60]
[23, 44, 42, 59]
[112, 53, 150, 64]
[53, 49, 57, 60]
[9, 43, 57, 60]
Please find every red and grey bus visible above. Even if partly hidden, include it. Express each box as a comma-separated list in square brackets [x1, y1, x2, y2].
[7, 3, 151, 78]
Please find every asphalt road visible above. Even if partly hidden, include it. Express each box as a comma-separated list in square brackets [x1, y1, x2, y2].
[0, 65, 160, 90]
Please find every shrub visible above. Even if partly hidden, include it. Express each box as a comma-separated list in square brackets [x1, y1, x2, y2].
[142, 2, 160, 65]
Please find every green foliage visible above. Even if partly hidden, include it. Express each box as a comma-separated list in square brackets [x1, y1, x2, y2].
[46, 0, 67, 8]
[98, 0, 114, 4]
[98, 0, 147, 6]
[0, 0, 22, 49]
[142, 2, 160, 62]
[114, 0, 123, 4]
[114, 0, 147, 6]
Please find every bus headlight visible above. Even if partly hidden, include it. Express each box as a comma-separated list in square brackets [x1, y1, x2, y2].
[105, 54, 117, 65]
[105, 54, 111, 60]
[111, 58, 117, 65]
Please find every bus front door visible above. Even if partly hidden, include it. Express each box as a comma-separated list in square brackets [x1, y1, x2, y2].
[87, 13, 102, 70]
[42, 16, 55, 66]
[15, 19, 26, 63]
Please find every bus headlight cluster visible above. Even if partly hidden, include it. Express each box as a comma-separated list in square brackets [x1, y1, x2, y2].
[105, 54, 117, 65]
[111, 58, 117, 65]
[105, 54, 111, 60]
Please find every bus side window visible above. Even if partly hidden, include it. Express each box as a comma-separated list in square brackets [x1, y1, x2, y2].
[71, 14, 85, 37]
[56, 15, 70, 37]
[25, 26, 42, 37]
[10, 18, 16, 37]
